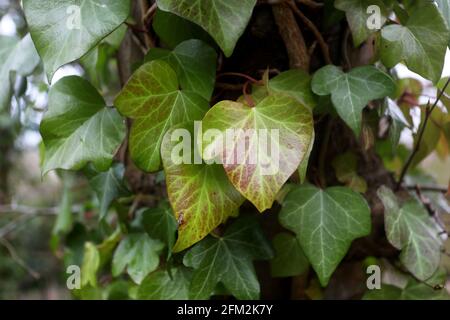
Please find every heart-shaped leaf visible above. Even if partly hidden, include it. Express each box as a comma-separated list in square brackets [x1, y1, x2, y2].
[114, 60, 209, 172]
[40, 76, 126, 175]
[146, 39, 217, 100]
[156, 0, 257, 57]
[0, 34, 40, 111]
[377, 186, 443, 281]
[380, 2, 449, 84]
[23, 0, 130, 81]
[312, 65, 395, 136]
[183, 217, 273, 300]
[335, 0, 388, 46]
[137, 267, 192, 300]
[279, 184, 371, 286]
[161, 122, 245, 252]
[200, 94, 314, 212]
[112, 233, 164, 285]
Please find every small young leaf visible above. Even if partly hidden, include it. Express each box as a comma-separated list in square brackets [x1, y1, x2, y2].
[279, 184, 371, 286]
[161, 123, 244, 252]
[335, 0, 388, 46]
[23, 0, 130, 81]
[81, 242, 100, 288]
[332, 152, 367, 193]
[87, 163, 130, 220]
[0, 34, 40, 111]
[312, 65, 395, 136]
[271, 233, 309, 278]
[201, 94, 314, 212]
[114, 60, 209, 172]
[146, 39, 217, 100]
[156, 0, 257, 57]
[183, 217, 273, 300]
[137, 267, 192, 300]
[377, 186, 442, 281]
[112, 233, 164, 285]
[40, 76, 125, 175]
[380, 2, 449, 84]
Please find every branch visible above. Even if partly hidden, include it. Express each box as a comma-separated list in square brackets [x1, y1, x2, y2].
[405, 185, 448, 193]
[396, 77, 450, 190]
[0, 204, 59, 216]
[272, 2, 310, 71]
[0, 238, 40, 279]
[287, 0, 332, 65]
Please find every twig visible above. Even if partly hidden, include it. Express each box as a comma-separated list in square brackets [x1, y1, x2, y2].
[0, 238, 40, 279]
[405, 185, 448, 193]
[272, 2, 310, 71]
[296, 0, 323, 8]
[287, 0, 332, 65]
[143, 3, 157, 24]
[216, 72, 261, 84]
[396, 77, 450, 190]
[139, 0, 154, 49]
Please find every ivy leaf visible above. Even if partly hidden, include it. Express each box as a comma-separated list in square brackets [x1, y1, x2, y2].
[137, 267, 192, 300]
[87, 163, 130, 220]
[335, 0, 388, 46]
[380, 2, 449, 84]
[156, 0, 257, 57]
[364, 279, 450, 300]
[161, 123, 244, 252]
[183, 217, 273, 300]
[377, 186, 442, 281]
[146, 39, 217, 100]
[271, 233, 309, 278]
[0, 34, 40, 111]
[279, 184, 371, 286]
[40, 76, 125, 175]
[153, 9, 214, 49]
[436, 0, 450, 45]
[312, 65, 395, 136]
[267, 70, 318, 110]
[201, 94, 314, 212]
[384, 99, 410, 152]
[112, 233, 164, 285]
[332, 152, 367, 193]
[23, 0, 130, 81]
[114, 60, 209, 172]
[140, 202, 177, 254]
[81, 242, 100, 287]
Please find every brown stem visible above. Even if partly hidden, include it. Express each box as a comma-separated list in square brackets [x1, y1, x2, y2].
[287, 0, 332, 65]
[396, 77, 450, 190]
[272, 2, 310, 71]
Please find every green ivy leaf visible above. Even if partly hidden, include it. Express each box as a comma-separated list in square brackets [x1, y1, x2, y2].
[377, 186, 442, 281]
[279, 184, 371, 286]
[0, 34, 40, 111]
[81, 242, 100, 287]
[137, 267, 192, 300]
[87, 163, 130, 220]
[183, 217, 273, 300]
[335, 0, 388, 46]
[112, 233, 164, 285]
[161, 123, 244, 252]
[271, 233, 309, 278]
[23, 0, 130, 81]
[312, 65, 395, 136]
[114, 60, 209, 172]
[40, 76, 125, 175]
[364, 280, 450, 300]
[436, 0, 450, 45]
[146, 39, 217, 100]
[332, 152, 367, 193]
[140, 202, 177, 254]
[156, 0, 257, 57]
[267, 70, 318, 110]
[153, 9, 214, 49]
[380, 2, 449, 84]
[201, 94, 314, 212]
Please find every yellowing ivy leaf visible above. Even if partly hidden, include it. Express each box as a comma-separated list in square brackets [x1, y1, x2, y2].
[200, 94, 314, 212]
[161, 122, 244, 252]
[114, 60, 209, 172]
